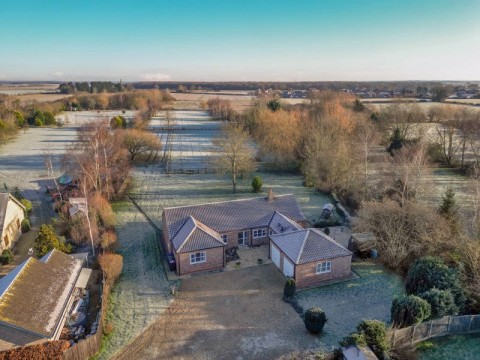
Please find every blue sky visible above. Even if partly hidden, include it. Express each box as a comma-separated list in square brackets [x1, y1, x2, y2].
[0, 0, 479, 81]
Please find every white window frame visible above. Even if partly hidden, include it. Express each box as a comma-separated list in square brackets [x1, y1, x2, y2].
[316, 261, 332, 274]
[190, 251, 206, 264]
[221, 234, 228, 243]
[238, 231, 247, 245]
[252, 228, 267, 239]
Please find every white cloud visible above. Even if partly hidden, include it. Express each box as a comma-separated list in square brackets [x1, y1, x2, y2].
[140, 72, 172, 81]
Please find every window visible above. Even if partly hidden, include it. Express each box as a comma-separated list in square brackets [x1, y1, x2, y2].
[238, 231, 247, 245]
[252, 228, 267, 239]
[316, 261, 332, 274]
[190, 252, 206, 264]
[221, 234, 228, 243]
[269, 229, 275, 236]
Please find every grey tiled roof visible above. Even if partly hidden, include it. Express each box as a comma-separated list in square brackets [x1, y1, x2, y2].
[270, 228, 352, 264]
[269, 211, 302, 234]
[172, 216, 225, 253]
[164, 194, 306, 242]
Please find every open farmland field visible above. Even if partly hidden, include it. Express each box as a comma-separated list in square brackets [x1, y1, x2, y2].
[366, 101, 480, 112]
[13, 93, 72, 105]
[446, 98, 480, 105]
[0, 83, 59, 95]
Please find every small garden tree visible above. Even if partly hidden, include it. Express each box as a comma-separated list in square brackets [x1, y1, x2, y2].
[20, 198, 32, 215]
[283, 278, 296, 299]
[391, 294, 431, 328]
[267, 98, 282, 112]
[356, 320, 389, 359]
[21, 218, 31, 233]
[420, 288, 458, 319]
[251, 176, 263, 193]
[304, 307, 327, 334]
[98, 253, 123, 286]
[34, 224, 72, 257]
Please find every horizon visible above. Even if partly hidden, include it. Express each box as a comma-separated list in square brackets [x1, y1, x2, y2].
[1, 0, 480, 82]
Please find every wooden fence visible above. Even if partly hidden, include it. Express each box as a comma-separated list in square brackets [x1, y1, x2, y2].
[61, 282, 109, 360]
[389, 314, 480, 348]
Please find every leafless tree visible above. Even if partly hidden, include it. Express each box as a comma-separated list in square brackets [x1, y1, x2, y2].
[213, 123, 255, 193]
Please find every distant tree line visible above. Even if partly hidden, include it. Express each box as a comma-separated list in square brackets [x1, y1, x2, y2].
[59, 81, 134, 94]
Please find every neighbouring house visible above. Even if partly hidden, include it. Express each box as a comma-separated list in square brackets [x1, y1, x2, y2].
[68, 197, 88, 218]
[270, 228, 352, 288]
[0, 193, 26, 253]
[162, 193, 308, 276]
[0, 249, 86, 350]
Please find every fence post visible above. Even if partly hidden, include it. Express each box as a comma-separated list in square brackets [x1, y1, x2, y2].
[468, 315, 473, 333]
[411, 325, 416, 344]
[427, 320, 433, 339]
[447, 316, 451, 334]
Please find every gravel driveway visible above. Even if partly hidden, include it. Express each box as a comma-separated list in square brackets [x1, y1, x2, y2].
[114, 264, 322, 360]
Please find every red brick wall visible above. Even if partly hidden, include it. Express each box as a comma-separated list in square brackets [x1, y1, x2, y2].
[176, 247, 225, 276]
[295, 255, 352, 288]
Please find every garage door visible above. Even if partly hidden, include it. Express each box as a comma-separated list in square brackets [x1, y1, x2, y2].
[283, 257, 294, 278]
[271, 243, 281, 269]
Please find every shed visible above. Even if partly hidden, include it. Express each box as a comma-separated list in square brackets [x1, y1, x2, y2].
[348, 232, 376, 253]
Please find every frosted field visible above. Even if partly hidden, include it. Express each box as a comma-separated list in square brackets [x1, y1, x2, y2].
[150, 110, 221, 171]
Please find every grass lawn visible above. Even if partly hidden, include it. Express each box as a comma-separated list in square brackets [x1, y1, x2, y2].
[94, 201, 175, 360]
[418, 334, 480, 360]
[296, 261, 404, 351]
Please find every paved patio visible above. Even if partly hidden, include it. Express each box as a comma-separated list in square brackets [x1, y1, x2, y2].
[226, 245, 272, 271]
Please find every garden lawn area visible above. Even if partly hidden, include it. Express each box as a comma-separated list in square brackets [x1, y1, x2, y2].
[296, 261, 404, 350]
[418, 334, 480, 360]
[94, 201, 175, 360]
[131, 170, 336, 229]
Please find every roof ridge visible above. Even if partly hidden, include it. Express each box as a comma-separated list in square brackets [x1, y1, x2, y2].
[296, 229, 310, 264]
[163, 194, 294, 211]
[175, 217, 197, 252]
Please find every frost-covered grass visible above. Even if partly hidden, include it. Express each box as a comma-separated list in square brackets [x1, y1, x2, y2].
[418, 334, 480, 360]
[94, 201, 174, 360]
[131, 169, 335, 228]
[296, 262, 404, 351]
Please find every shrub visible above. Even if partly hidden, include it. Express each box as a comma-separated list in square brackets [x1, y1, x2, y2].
[304, 307, 327, 334]
[100, 231, 117, 251]
[340, 331, 368, 348]
[98, 253, 123, 286]
[267, 99, 282, 112]
[0, 250, 13, 265]
[34, 224, 72, 257]
[419, 288, 458, 319]
[391, 294, 431, 328]
[34, 117, 43, 126]
[405, 256, 465, 310]
[20, 198, 32, 215]
[110, 115, 126, 129]
[251, 176, 263, 193]
[406, 257, 456, 295]
[21, 218, 31, 233]
[44, 111, 57, 125]
[284, 277, 296, 299]
[356, 320, 389, 359]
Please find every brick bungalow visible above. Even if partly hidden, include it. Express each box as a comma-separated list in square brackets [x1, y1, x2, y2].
[270, 228, 352, 288]
[162, 192, 307, 276]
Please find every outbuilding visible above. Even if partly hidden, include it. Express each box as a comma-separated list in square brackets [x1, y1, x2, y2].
[270, 228, 352, 288]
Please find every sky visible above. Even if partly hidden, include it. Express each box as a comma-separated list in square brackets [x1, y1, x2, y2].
[0, 0, 479, 82]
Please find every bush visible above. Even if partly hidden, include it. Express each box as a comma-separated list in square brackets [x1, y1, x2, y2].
[34, 224, 72, 257]
[304, 307, 327, 334]
[44, 111, 56, 125]
[0, 250, 13, 265]
[405, 256, 465, 310]
[406, 256, 456, 295]
[391, 294, 431, 328]
[98, 253, 123, 286]
[251, 176, 263, 193]
[267, 99, 282, 112]
[110, 115, 126, 129]
[356, 320, 389, 359]
[34, 117, 43, 126]
[340, 332, 368, 348]
[20, 198, 32, 215]
[284, 277, 296, 299]
[419, 288, 458, 319]
[21, 218, 31, 233]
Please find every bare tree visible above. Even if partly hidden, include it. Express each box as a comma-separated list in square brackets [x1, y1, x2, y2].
[213, 123, 255, 193]
[121, 129, 162, 162]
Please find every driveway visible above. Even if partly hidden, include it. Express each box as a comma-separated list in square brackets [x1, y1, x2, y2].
[114, 264, 321, 360]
